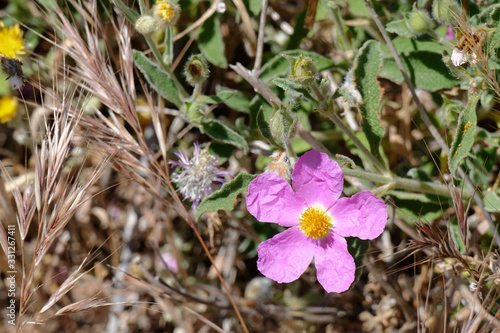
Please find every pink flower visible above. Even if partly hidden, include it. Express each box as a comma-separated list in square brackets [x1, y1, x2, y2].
[446, 26, 454, 40]
[451, 48, 467, 66]
[247, 150, 387, 293]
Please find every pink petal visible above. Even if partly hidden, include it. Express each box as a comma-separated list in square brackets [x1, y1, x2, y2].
[247, 173, 307, 227]
[292, 150, 344, 209]
[329, 191, 387, 239]
[314, 233, 355, 293]
[257, 228, 315, 283]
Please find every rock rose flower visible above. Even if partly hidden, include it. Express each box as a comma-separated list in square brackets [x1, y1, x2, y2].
[247, 150, 387, 293]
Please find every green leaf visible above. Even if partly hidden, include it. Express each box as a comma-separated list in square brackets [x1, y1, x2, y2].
[450, 218, 466, 254]
[352, 40, 385, 158]
[196, 173, 257, 221]
[200, 119, 249, 152]
[272, 77, 317, 104]
[112, 0, 140, 25]
[380, 52, 460, 91]
[486, 5, 500, 56]
[470, 3, 500, 26]
[256, 107, 280, 147]
[133, 50, 183, 108]
[199, 14, 227, 68]
[287, 10, 308, 50]
[483, 191, 500, 212]
[382, 37, 450, 54]
[243, 0, 263, 17]
[390, 191, 448, 224]
[448, 93, 480, 176]
[386, 19, 416, 38]
[260, 50, 335, 82]
[336, 154, 357, 168]
[345, 237, 370, 292]
[215, 86, 252, 113]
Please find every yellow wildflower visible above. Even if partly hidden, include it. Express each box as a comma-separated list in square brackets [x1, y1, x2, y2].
[153, 0, 180, 27]
[0, 96, 18, 123]
[0, 22, 25, 59]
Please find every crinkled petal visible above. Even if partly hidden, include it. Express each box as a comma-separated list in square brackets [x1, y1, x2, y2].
[247, 173, 307, 227]
[292, 150, 344, 208]
[329, 191, 387, 239]
[257, 228, 315, 283]
[314, 233, 355, 293]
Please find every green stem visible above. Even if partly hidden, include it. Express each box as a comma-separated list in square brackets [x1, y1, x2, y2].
[163, 27, 174, 66]
[341, 167, 473, 200]
[326, 112, 388, 174]
[138, 0, 146, 15]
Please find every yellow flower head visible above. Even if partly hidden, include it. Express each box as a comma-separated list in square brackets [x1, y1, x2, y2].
[153, 0, 180, 27]
[0, 96, 18, 123]
[0, 22, 25, 59]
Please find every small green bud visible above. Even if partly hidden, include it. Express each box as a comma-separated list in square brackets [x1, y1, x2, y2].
[135, 15, 158, 35]
[269, 103, 297, 146]
[432, 0, 459, 25]
[284, 55, 317, 83]
[184, 54, 210, 86]
[407, 8, 433, 35]
[183, 101, 205, 125]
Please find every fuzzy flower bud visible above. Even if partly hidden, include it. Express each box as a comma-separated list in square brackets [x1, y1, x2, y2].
[432, 0, 459, 25]
[169, 142, 231, 209]
[285, 55, 317, 83]
[184, 54, 210, 86]
[135, 15, 158, 35]
[183, 101, 205, 126]
[407, 8, 433, 35]
[269, 103, 297, 147]
[153, 0, 181, 28]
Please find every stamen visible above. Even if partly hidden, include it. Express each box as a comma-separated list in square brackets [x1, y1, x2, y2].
[298, 206, 333, 239]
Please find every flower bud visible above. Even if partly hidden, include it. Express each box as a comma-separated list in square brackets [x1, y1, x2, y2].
[432, 0, 458, 25]
[184, 54, 210, 86]
[269, 103, 297, 147]
[135, 15, 158, 35]
[153, 0, 181, 28]
[407, 8, 433, 35]
[285, 55, 317, 83]
[183, 101, 205, 126]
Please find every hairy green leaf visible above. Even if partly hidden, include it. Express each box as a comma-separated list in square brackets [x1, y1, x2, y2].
[196, 173, 257, 221]
[199, 14, 227, 68]
[200, 119, 248, 152]
[133, 50, 183, 108]
[380, 52, 460, 91]
[353, 40, 385, 158]
[260, 50, 335, 82]
[345, 237, 370, 292]
[449, 93, 480, 176]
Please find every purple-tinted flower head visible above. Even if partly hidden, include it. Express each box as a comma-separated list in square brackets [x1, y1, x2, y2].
[170, 142, 231, 209]
[246, 150, 387, 293]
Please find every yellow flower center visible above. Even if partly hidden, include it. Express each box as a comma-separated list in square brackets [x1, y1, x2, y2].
[155, 1, 178, 24]
[0, 22, 25, 59]
[298, 205, 333, 239]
